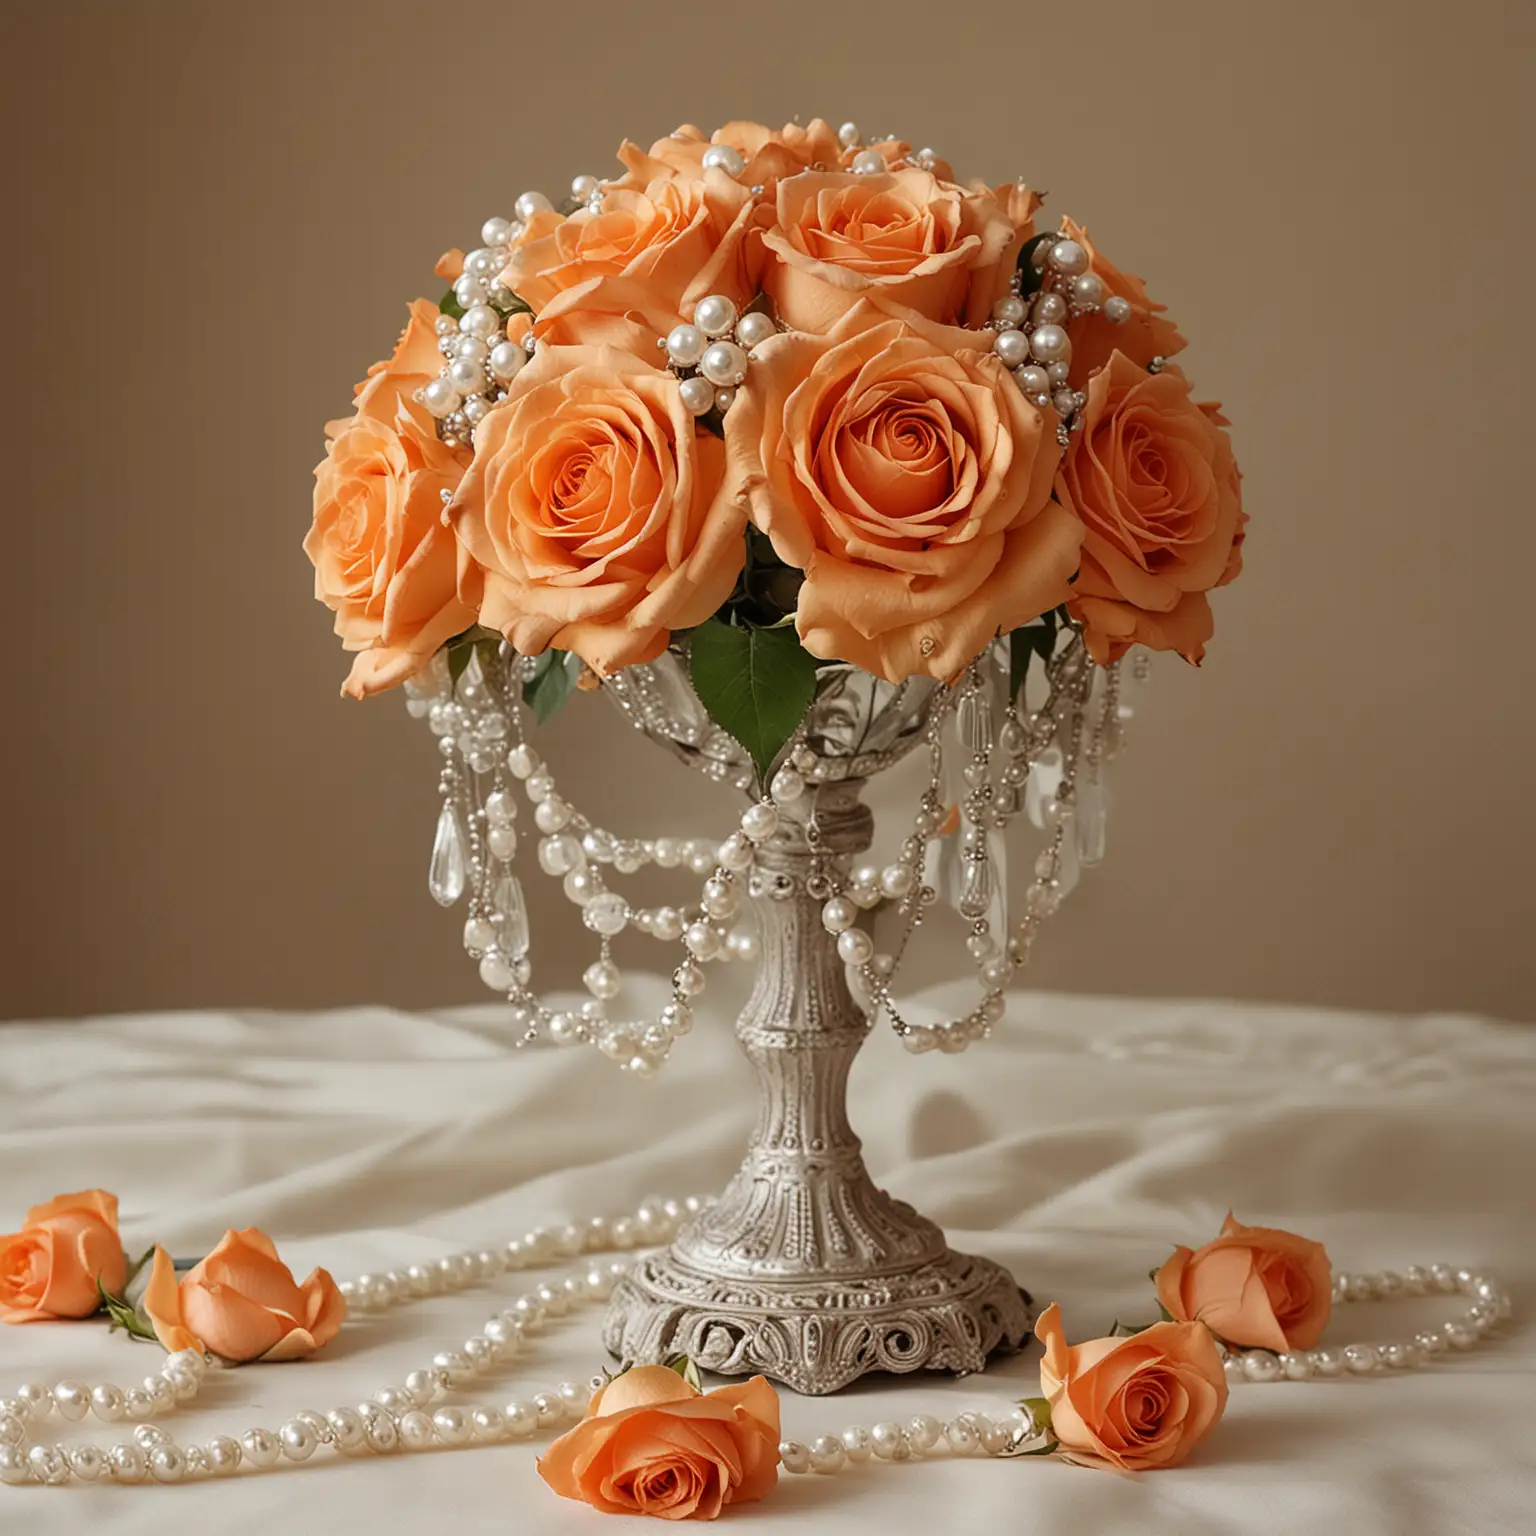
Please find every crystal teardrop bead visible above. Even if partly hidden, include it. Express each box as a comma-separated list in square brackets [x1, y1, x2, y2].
[957, 692, 993, 756]
[428, 803, 468, 907]
[958, 857, 993, 919]
[494, 875, 530, 957]
[1075, 779, 1109, 866]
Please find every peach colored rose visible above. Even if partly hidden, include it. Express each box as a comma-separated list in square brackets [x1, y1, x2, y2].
[612, 119, 842, 195]
[758, 167, 1015, 333]
[726, 300, 1081, 682]
[306, 298, 479, 698]
[539, 1365, 780, 1520]
[447, 345, 747, 676]
[503, 171, 759, 328]
[1155, 1214, 1332, 1353]
[1060, 217, 1187, 386]
[1057, 351, 1243, 665]
[0, 1190, 126, 1323]
[1036, 1302, 1228, 1472]
[143, 1231, 345, 1363]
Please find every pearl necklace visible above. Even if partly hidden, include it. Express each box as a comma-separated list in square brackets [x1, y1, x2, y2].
[0, 1196, 1509, 1489]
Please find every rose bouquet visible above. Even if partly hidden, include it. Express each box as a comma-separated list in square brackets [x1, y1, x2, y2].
[305, 117, 1244, 773]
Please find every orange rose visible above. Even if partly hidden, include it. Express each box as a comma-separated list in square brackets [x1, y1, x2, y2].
[1060, 217, 1187, 386]
[504, 171, 759, 328]
[612, 119, 841, 195]
[1057, 351, 1243, 665]
[726, 300, 1081, 682]
[305, 298, 479, 699]
[1155, 1214, 1332, 1353]
[758, 167, 1014, 333]
[143, 1230, 345, 1363]
[1035, 1302, 1228, 1472]
[539, 1365, 780, 1520]
[0, 1190, 125, 1323]
[447, 345, 747, 675]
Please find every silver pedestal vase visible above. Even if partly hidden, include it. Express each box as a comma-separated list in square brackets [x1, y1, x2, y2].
[599, 657, 1032, 1395]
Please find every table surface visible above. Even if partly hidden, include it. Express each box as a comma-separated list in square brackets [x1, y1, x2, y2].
[1, 981, 1532, 1533]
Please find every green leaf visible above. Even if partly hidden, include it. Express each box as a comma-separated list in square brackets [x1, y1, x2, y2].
[689, 618, 818, 782]
[523, 649, 581, 723]
[439, 288, 465, 320]
[1009, 612, 1058, 697]
[664, 1354, 704, 1392]
[447, 640, 475, 689]
[96, 1276, 158, 1342]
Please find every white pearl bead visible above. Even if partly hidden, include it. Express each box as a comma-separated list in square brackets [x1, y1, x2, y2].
[1053, 389, 1079, 417]
[473, 1406, 508, 1441]
[992, 295, 1027, 325]
[68, 1444, 108, 1481]
[1049, 239, 1089, 275]
[822, 896, 857, 934]
[280, 1419, 319, 1461]
[740, 803, 779, 842]
[481, 216, 513, 247]
[870, 1421, 906, 1460]
[1013, 362, 1050, 399]
[779, 1439, 812, 1474]
[714, 386, 736, 413]
[906, 1414, 941, 1450]
[679, 374, 715, 415]
[944, 1416, 980, 1453]
[240, 1427, 281, 1468]
[123, 1388, 156, 1420]
[809, 1434, 847, 1473]
[454, 273, 488, 308]
[505, 1401, 539, 1438]
[718, 833, 754, 871]
[398, 1410, 435, 1450]
[1029, 324, 1070, 363]
[514, 191, 553, 221]
[701, 144, 746, 176]
[534, 797, 572, 833]
[699, 341, 748, 387]
[106, 1442, 147, 1483]
[693, 295, 738, 338]
[880, 863, 916, 898]
[851, 149, 886, 174]
[571, 174, 600, 201]
[460, 303, 500, 340]
[992, 328, 1030, 368]
[447, 358, 484, 394]
[1033, 291, 1068, 325]
[841, 1424, 873, 1461]
[327, 1406, 367, 1450]
[52, 1381, 89, 1421]
[432, 1407, 471, 1446]
[479, 952, 514, 992]
[837, 121, 861, 148]
[489, 340, 525, 381]
[735, 311, 777, 349]
[685, 922, 723, 960]
[666, 323, 707, 366]
[728, 928, 760, 962]
[1241, 1348, 1283, 1383]
[1072, 272, 1105, 306]
[1343, 1343, 1379, 1373]
[1104, 294, 1132, 323]
[532, 1392, 565, 1429]
[205, 1435, 242, 1474]
[769, 766, 805, 803]
[421, 378, 462, 418]
[652, 905, 684, 941]
[1311, 1347, 1345, 1377]
[0, 1446, 30, 1485]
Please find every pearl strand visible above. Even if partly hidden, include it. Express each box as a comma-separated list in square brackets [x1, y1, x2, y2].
[1222, 1264, 1513, 1384]
[0, 1197, 1510, 1490]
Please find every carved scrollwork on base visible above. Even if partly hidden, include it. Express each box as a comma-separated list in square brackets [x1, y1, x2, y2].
[601, 778, 1034, 1395]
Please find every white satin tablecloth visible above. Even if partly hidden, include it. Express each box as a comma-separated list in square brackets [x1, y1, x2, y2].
[1, 983, 1532, 1534]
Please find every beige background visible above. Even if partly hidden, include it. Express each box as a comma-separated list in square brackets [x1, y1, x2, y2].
[1, 0, 1531, 1023]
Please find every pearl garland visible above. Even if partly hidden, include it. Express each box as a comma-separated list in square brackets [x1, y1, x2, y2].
[0, 1194, 1509, 1489]
[412, 627, 1128, 1072]
[1220, 1264, 1514, 1385]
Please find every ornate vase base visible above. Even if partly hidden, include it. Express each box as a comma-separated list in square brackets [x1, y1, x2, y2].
[603, 1242, 1033, 1397]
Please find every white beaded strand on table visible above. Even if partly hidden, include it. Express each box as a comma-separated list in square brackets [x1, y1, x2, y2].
[0, 1193, 1511, 1489]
